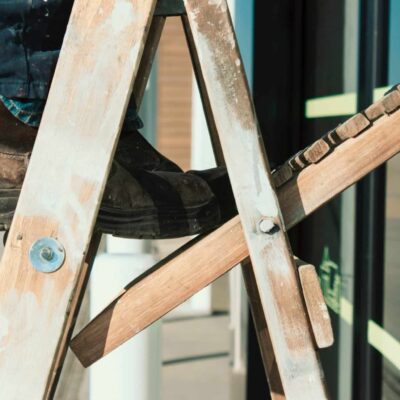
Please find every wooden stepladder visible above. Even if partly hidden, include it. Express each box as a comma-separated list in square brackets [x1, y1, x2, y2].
[1, 0, 400, 399]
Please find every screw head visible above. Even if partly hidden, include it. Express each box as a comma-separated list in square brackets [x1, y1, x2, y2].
[259, 219, 277, 234]
[40, 247, 54, 262]
[29, 237, 65, 273]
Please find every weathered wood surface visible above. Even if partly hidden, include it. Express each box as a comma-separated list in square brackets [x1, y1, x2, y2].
[72, 217, 247, 367]
[71, 105, 400, 368]
[182, 1, 327, 398]
[296, 259, 334, 349]
[182, 14, 225, 165]
[184, 8, 280, 397]
[241, 259, 285, 400]
[275, 84, 400, 183]
[133, 15, 166, 108]
[0, 1, 157, 398]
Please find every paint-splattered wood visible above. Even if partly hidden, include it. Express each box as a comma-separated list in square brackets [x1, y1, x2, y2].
[0, 1, 157, 399]
[181, 14, 225, 165]
[296, 259, 334, 349]
[71, 74, 400, 371]
[241, 259, 285, 400]
[184, 10, 281, 395]
[182, 1, 327, 398]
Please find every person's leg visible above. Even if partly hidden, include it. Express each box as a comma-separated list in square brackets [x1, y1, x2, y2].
[0, 99, 236, 239]
[0, 2, 237, 239]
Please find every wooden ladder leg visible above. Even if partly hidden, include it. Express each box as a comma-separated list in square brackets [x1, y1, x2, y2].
[48, 8, 166, 396]
[181, 13, 225, 164]
[241, 259, 285, 400]
[133, 15, 166, 108]
[181, 1, 328, 398]
[47, 233, 101, 399]
[182, 11, 285, 398]
[0, 1, 157, 398]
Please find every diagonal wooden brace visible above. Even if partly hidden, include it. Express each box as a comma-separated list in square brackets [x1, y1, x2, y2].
[71, 108, 400, 366]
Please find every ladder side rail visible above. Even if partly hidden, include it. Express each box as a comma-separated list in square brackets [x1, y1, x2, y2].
[0, 1, 157, 398]
[181, 15, 225, 165]
[49, 13, 166, 395]
[241, 258, 286, 400]
[133, 16, 167, 108]
[182, 1, 327, 398]
[182, 12, 283, 398]
[71, 67, 400, 368]
[47, 233, 101, 399]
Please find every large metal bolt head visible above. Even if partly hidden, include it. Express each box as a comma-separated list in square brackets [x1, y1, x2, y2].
[29, 237, 65, 273]
[259, 219, 278, 234]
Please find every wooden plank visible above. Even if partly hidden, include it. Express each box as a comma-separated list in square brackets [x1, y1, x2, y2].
[181, 15, 225, 165]
[72, 218, 248, 367]
[133, 16, 166, 108]
[382, 87, 400, 114]
[47, 234, 101, 398]
[71, 106, 400, 367]
[241, 259, 285, 400]
[0, 1, 157, 398]
[184, 10, 281, 396]
[295, 259, 334, 349]
[181, 2, 327, 398]
[335, 113, 370, 141]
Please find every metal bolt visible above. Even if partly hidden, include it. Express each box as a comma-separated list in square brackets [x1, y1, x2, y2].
[29, 237, 66, 273]
[259, 219, 277, 234]
[40, 247, 54, 262]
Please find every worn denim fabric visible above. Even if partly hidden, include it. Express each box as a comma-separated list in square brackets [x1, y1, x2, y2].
[0, 95, 144, 130]
[0, 0, 73, 99]
[0, 0, 142, 128]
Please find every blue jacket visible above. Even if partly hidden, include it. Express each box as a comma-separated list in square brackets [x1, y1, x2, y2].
[0, 0, 73, 99]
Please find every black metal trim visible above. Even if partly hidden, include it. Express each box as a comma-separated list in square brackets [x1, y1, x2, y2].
[352, 0, 389, 399]
[155, 0, 186, 17]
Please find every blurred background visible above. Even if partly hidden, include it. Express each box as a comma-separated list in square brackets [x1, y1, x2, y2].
[3, 0, 398, 399]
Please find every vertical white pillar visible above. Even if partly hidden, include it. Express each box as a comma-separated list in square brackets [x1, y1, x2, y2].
[89, 238, 161, 400]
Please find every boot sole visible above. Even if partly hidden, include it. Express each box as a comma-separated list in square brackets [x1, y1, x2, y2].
[0, 189, 221, 239]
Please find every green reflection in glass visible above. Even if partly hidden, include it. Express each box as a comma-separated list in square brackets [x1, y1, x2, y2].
[319, 246, 341, 314]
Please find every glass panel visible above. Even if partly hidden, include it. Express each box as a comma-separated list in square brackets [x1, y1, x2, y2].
[382, 1, 400, 397]
[301, 1, 359, 399]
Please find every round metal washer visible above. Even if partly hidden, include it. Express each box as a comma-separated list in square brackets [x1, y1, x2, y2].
[29, 237, 66, 273]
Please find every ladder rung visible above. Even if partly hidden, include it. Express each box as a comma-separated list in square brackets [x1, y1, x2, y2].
[155, 0, 185, 16]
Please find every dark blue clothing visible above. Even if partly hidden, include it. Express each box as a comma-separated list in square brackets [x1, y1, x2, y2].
[0, 0, 143, 129]
[0, 0, 73, 99]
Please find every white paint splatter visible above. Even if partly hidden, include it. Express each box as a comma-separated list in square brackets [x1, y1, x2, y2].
[109, 0, 136, 32]
[0, 315, 9, 352]
[208, 0, 227, 12]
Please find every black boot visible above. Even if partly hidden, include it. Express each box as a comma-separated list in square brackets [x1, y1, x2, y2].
[0, 103, 237, 238]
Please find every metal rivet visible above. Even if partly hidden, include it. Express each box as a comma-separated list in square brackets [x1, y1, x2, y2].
[29, 237, 65, 273]
[259, 219, 277, 234]
[40, 247, 54, 262]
